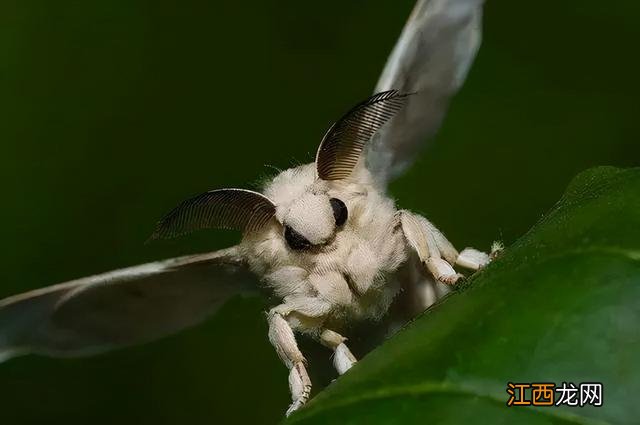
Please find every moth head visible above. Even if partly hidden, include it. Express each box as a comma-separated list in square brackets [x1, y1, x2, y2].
[281, 192, 348, 250]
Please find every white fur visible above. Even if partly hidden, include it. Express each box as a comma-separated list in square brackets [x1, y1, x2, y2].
[243, 164, 407, 327]
[456, 248, 490, 269]
[333, 343, 357, 375]
[241, 162, 492, 415]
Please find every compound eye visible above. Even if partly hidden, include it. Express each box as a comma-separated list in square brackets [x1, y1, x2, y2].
[284, 225, 311, 251]
[330, 198, 348, 227]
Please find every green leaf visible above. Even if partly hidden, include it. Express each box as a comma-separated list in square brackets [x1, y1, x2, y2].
[284, 166, 640, 425]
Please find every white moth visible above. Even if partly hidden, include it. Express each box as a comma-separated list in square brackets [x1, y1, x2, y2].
[0, 0, 496, 416]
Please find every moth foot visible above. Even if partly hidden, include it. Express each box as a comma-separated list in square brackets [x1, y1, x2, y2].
[286, 400, 305, 417]
[286, 362, 311, 417]
[286, 398, 307, 417]
[490, 241, 504, 260]
[320, 329, 358, 376]
[425, 257, 463, 285]
[456, 248, 490, 270]
[334, 343, 357, 375]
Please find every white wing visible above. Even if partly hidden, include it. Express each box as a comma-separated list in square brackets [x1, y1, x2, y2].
[366, 0, 484, 184]
[0, 246, 258, 362]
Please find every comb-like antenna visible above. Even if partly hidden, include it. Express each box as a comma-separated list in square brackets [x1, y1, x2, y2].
[149, 189, 276, 241]
[316, 90, 411, 180]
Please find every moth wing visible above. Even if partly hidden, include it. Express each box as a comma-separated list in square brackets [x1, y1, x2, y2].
[366, 0, 484, 184]
[0, 246, 258, 362]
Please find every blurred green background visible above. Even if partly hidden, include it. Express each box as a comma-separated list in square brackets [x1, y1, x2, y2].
[1, 0, 638, 423]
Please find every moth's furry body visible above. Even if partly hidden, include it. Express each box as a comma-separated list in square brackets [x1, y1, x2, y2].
[237, 159, 492, 416]
[244, 163, 408, 330]
[0, 0, 492, 418]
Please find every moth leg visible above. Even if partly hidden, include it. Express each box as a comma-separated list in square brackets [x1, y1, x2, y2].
[319, 329, 357, 375]
[455, 248, 490, 270]
[399, 211, 463, 284]
[400, 210, 499, 280]
[456, 241, 504, 270]
[422, 219, 494, 271]
[415, 276, 451, 311]
[267, 307, 311, 417]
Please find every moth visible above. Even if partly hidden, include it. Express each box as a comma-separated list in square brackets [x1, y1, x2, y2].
[0, 0, 496, 416]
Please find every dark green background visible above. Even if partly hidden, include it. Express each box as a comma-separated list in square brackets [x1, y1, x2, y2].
[0, 0, 638, 424]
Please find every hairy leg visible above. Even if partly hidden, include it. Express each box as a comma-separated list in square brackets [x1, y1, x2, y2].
[400, 211, 462, 284]
[267, 308, 311, 416]
[456, 248, 490, 270]
[319, 329, 357, 375]
[397, 261, 451, 315]
[399, 210, 495, 284]
[267, 298, 331, 416]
